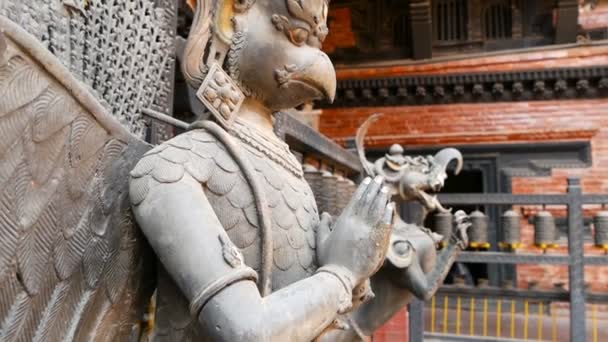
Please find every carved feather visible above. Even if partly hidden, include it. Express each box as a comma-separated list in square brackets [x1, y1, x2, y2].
[0, 291, 30, 341]
[0, 191, 19, 279]
[0, 19, 151, 341]
[0, 59, 48, 115]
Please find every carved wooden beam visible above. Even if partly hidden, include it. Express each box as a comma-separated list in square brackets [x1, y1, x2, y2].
[274, 112, 362, 175]
[320, 66, 608, 108]
[409, 0, 432, 60]
[555, 0, 579, 44]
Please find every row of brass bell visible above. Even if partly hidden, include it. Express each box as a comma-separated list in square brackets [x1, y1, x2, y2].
[435, 209, 608, 250]
[432, 210, 490, 249]
[431, 209, 556, 250]
[303, 164, 356, 217]
[500, 209, 559, 249]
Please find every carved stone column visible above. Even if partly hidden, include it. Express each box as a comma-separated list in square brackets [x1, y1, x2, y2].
[409, 0, 432, 60]
[555, 0, 579, 43]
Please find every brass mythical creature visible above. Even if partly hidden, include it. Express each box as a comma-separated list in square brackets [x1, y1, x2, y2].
[0, 0, 469, 340]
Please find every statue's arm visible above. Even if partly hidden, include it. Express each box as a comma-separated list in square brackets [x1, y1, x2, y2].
[398, 240, 460, 300]
[133, 175, 385, 341]
[322, 220, 468, 341]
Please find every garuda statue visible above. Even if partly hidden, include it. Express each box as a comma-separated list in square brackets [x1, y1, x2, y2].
[0, 0, 469, 340]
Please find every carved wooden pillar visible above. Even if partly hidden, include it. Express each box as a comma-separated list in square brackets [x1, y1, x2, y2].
[511, 2, 523, 39]
[555, 0, 579, 44]
[469, 0, 483, 42]
[409, 0, 432, 60]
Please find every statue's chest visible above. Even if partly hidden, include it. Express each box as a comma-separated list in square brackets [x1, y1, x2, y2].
[201, 138, 319, 291]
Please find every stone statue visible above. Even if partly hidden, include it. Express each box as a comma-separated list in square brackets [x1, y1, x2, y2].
[0, 0, 468, 340]
[130, 0, 396, 339]
[321, 114, 470, 340]
[0, 16, 156, 341]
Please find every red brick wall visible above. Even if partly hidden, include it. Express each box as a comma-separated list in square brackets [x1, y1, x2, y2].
[323, 7, 357, 54]
[372, 309, 408, 342]
[580, 2, 608, 30]
[323, 100, 608, 340]
[320, 6, 608, 336]
[320, 46, 608, 340]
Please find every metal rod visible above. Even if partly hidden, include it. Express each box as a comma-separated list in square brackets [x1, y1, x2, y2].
[455, 251, 608, 265]
[431, 296, 436, 333]
[524, 300, 529, 340]
[593, 304, 598, 342]
[409, 299, 424, 342]
[567, 178, 587, 342]
[142, 108, 189, 130]
[552, 303, 558, 342]
[470, 297, 475, 336]
[436, 285, 608, 303]
[483, 297, 488, 337]
[444, 296, 449, 334]
[496, 299, 501, 338]
[456, 296, 461, 335]
[510, 300, 516, 339]
[438, 193, 570, 205]
[538, 302, 543, 341]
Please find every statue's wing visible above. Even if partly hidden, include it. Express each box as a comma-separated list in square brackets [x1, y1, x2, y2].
[0, 17, 153, 341]
[355, 113, 383, 177]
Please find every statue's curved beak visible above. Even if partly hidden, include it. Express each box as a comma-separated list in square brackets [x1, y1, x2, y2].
[292, 52, 336, 103]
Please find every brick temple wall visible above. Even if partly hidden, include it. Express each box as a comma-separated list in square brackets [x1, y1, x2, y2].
[319, 2, 608, 339]
[320, 38, 608, 342]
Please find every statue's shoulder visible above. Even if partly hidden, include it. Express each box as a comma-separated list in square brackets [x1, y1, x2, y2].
[129, 128, 241, 206]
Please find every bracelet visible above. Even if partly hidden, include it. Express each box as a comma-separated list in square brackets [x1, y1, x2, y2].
[189, 267, 258, 317]
[316, 265, 355, 314]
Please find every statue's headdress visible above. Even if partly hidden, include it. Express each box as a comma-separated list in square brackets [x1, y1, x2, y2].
[183, 0, 252, 128]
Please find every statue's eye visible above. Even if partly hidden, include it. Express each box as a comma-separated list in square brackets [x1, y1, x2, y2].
[289, 27, 309, 46]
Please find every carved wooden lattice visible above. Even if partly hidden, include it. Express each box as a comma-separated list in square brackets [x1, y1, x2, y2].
[432, 0, 468, 42]
[483, 2, 513, 40]
[0, 0, 177, 138]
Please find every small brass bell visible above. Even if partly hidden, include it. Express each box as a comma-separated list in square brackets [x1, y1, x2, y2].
[593, 211, 608, 250]
[534, 210, 558, 249]
[303, 164, 322, 200]
[469, 210, 490, 249]
[500, 209, 522, 250]
[320, 171, 338, 216]
[432, 211, 452, 248]
[335, 176, 347, 213]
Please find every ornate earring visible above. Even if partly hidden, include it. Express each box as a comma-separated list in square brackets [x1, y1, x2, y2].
[196, 62, 245, 129]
